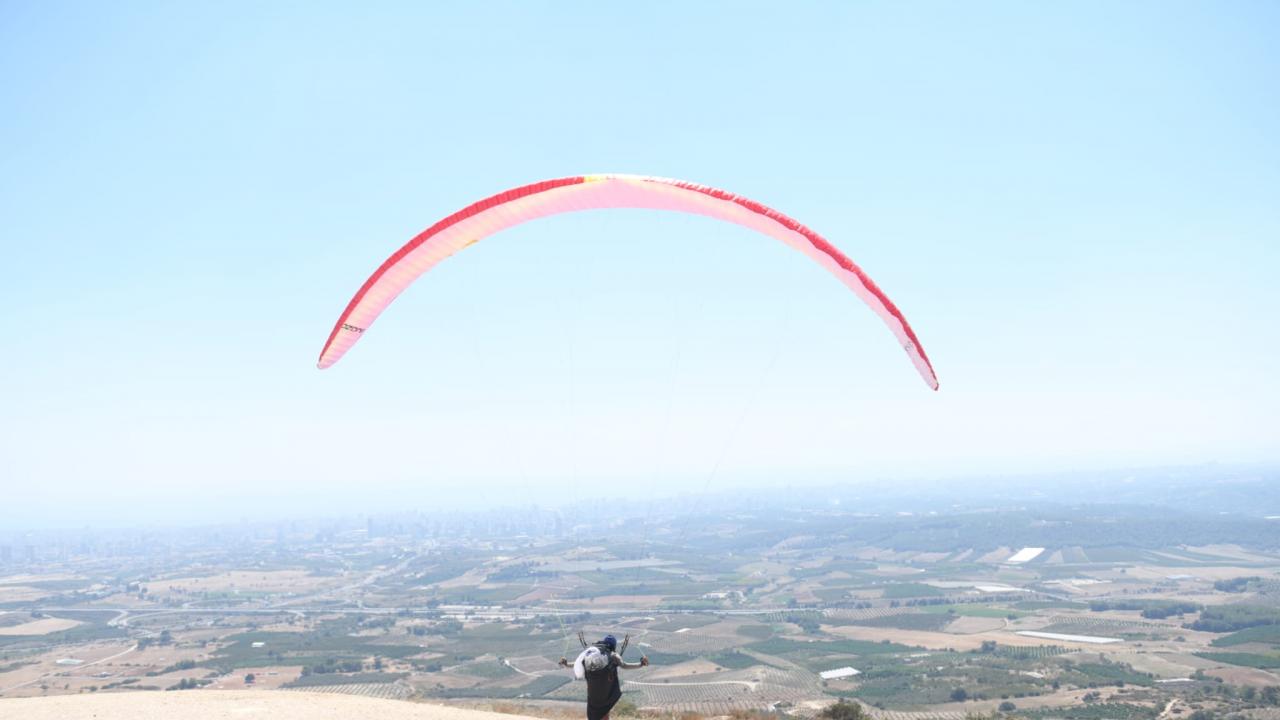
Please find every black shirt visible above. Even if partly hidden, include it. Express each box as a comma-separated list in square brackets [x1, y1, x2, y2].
[585, 652, 622, 710]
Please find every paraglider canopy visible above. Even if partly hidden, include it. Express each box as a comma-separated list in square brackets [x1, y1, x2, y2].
[317, 174, 937, 390]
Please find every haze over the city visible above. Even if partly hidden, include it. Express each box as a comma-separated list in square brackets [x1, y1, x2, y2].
[3, 2, 1278, 530]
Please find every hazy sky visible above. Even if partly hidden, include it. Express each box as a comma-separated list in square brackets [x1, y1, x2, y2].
[2, 2, 1277, 528]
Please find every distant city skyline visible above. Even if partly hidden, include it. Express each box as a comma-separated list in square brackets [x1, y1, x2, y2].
[2, 3, 1277, 530]
[0, 460, 1274, 532]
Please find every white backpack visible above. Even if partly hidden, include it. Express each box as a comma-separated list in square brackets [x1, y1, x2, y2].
[573, 645, 612, 680]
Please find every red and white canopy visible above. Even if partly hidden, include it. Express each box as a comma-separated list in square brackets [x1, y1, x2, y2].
[318, 174, 937, 390]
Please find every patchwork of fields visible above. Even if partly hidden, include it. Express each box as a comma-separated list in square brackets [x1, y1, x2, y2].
[3, 511, 1280, 720]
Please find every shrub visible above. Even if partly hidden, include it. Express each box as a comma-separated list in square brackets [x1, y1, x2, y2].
[820, 700, 866, 720]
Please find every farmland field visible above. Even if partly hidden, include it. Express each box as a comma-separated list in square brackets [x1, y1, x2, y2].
[846, 613, 954, 632]
[6, 483, 1280, 719]
[1195, 652, 1280, 669]
[0, 618, 82, 636]
[1211, 625, 1280, 647]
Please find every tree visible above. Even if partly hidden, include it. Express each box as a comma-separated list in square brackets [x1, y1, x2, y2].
[819, 700, 866, 720]
[999, 701, 1017, 712]
[244, 673, 256, 685]
[951, 688, 968, 702]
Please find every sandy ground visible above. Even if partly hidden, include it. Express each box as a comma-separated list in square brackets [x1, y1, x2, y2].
[977, 547, 1014, 564]
[824, 623, 1113, 652]
[85, 593, 166, 608]
[0, 573, 82, 585]
[0, 641, 139, 697]
[566, 595, 667, 608]
[0, 617, 82, 635]
[0, 690, 540, 720]
[513, 586, 566, 604]
[848, 548, 903, 562]
[943, 616, 1005, 634]
[1109, 651, 1204, 678]
[867, 565, 926, 577]
[909, 552, 952, 564]
[0, 585, 51, 603]
[645, 658, 725, 679]
[1122, 565, 1277, 582]
[1206, 666, 1280, 687]
[1188, 545, 1280, 563]
[144, 570, 334, 596]
[436, 568, 494, 589]
[204, 666, 304, 690]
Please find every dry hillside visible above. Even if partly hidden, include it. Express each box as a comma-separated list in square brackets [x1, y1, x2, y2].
[0, 690, 540, 720]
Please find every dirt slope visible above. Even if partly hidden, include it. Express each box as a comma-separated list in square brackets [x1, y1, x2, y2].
[0, 690, 539, 720]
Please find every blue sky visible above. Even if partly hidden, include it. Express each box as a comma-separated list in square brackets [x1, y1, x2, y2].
[2, 2, 1277, 528]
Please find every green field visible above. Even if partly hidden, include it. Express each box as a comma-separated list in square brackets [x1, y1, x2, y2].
[0, 611, 127, 649]
[1195, 651, 1280, 669]
[649, 615, 720, 632]
[1211, 624, 1280, 647]
[736, 624, 773, 639]
[882, 583, 945, 599]
[814, 587, 855, 602]
[827, 652, 1053, 709]
[202, 630, 426, 670]
[1062, 662, 1155, 687]
[995, 644, 1069, 659]
[1014, 600, 1090, 611]
[847, 613, 954, 631]
[1081, 547, 1152, 563]
[429, 674, 570, 699]
[632, 650, 697, 666]
[456, 660, 518, 679]
[707, 650, 763, 669]
[921, 605, 1026, 619]
[1025, 703, 1158, 720]
[1190, 605, 1280, 633]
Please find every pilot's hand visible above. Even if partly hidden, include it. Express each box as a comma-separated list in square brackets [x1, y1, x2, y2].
[640, 656, 650, 667]
[558, 657, 569, 668]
